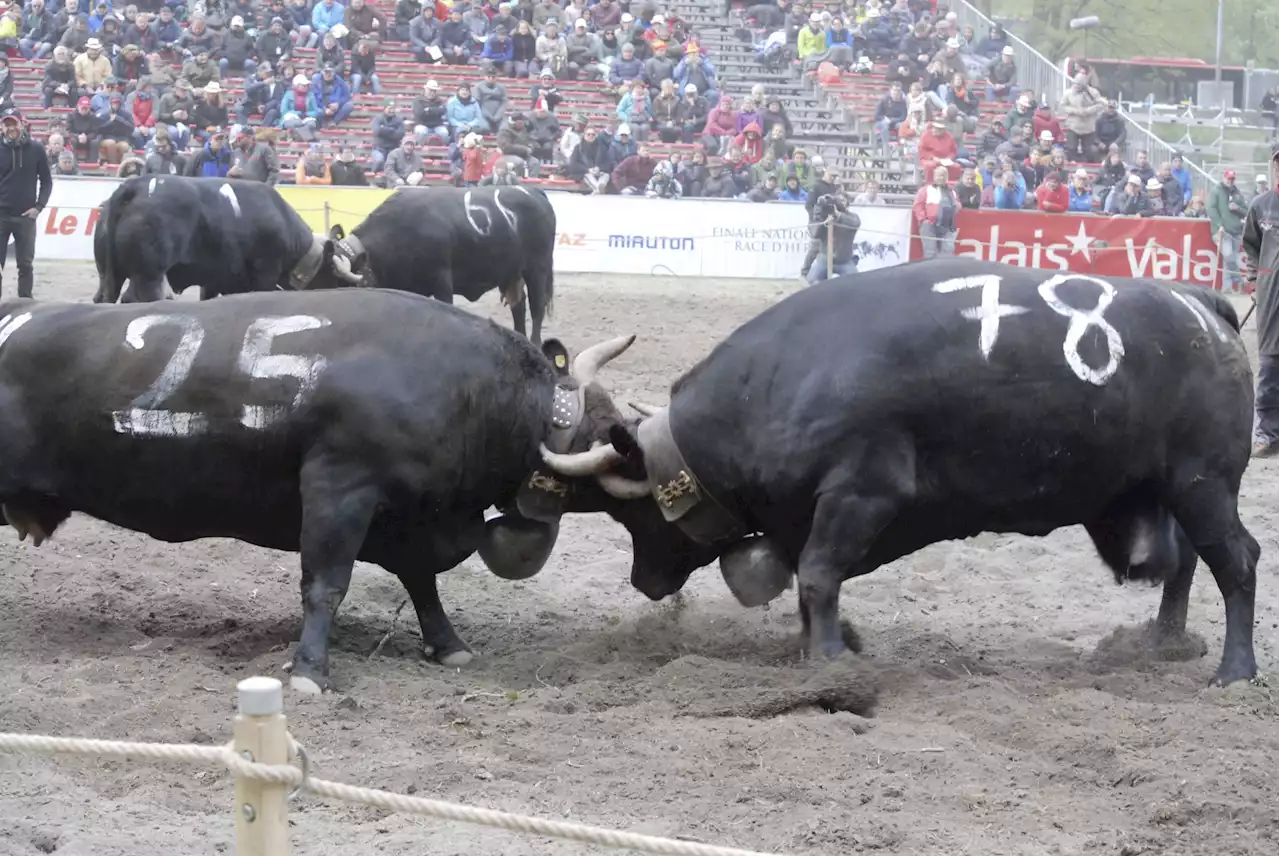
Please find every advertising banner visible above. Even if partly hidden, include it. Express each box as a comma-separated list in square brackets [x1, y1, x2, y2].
[909, 209, 1224, 288]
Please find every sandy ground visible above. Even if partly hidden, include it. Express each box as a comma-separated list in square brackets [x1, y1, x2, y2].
[0, 265, 1276, 856]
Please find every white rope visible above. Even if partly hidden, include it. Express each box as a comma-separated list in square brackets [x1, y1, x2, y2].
[0, 732, 789, 856]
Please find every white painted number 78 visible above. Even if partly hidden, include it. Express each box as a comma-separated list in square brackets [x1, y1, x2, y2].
[111, 314, 331, 438]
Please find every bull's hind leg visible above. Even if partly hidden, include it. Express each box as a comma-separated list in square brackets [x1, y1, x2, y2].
[1085, 491, 1199, 642]
[290, 461, 381, 694]
[522, 263, 552, 345]
[1162, 475, 1260, 686]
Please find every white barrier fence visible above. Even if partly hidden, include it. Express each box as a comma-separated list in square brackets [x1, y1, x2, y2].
[36, 178, 914, 280]
[0, 677, 795, 856]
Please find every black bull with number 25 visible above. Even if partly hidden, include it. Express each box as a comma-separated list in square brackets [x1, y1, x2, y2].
[0, 288, 642, 693]
[538, 258, 1263, 688]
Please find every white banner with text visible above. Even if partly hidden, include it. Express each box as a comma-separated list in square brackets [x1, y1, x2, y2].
[31, 179, 914, 280]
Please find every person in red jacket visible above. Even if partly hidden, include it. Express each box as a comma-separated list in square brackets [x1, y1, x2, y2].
[918, 118, 961, 181]
[732, 120, 763, 166]
[1035, 169, 1070, 212]
[1032, 101, 1064, 145]
[461, 132, 486, 185]
[129, 76, 158, 149]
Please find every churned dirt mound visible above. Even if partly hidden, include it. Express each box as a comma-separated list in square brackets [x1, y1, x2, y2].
[0, 266, 1274, 856]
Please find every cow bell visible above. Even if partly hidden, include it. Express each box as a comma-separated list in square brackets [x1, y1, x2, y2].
[718, 535, 793, 608]
[477, 514, 560, 580]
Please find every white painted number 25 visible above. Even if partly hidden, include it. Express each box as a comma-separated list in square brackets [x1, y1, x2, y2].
[111, 314, 331, 437]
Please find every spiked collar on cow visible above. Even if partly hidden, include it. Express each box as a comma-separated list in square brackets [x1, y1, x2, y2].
[330, 232, 377, 288]
[514, 379, 584, 523]
[288, 236, 327, 289]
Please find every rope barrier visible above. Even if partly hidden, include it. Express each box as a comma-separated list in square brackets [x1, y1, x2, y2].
[0, 724, 791, 856]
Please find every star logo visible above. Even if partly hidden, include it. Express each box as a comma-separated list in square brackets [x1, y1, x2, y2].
[1064, 220, 1095, 259]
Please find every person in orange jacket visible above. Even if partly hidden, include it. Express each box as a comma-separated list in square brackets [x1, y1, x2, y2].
[1035, 169, 1070, 213]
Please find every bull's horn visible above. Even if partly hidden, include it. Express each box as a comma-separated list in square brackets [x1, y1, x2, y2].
[596, 471, 652, 500]
[332, 252, 364, 284]
[539, 440, 625, 477]
[571, 334, 636, 385]
[628, 401, 661, 417]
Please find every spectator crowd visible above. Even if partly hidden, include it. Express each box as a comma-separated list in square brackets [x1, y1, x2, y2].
[2, 0, 1266, 218]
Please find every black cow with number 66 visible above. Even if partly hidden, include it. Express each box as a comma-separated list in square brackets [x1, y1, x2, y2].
[537, 258, 1262, 688]
[0, 288, 636, 693]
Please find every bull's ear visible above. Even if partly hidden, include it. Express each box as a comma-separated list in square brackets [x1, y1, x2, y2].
[541, 338, 571, 378]
[328, 224, 346, 241]
[609, 423, 644, 463]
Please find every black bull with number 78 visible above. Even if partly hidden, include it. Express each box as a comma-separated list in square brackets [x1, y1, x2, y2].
[537, 257, 1262, 688]
[0, 288, 647, 694]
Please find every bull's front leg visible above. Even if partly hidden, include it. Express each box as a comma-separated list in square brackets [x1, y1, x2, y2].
[797, 492, 896, 660]
[290, 468, 381, 694]
[398, 571, 473, 667]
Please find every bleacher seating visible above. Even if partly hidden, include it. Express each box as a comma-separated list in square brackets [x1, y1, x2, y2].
[11, 0, 1114, 204]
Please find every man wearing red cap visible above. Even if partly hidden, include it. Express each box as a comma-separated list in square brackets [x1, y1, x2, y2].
[0, 107, 52, 299]
[1242, 149, 1278, 457]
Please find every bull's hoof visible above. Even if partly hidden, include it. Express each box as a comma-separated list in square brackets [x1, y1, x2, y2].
[425, 643, 474, 668]
[1209, 655, 1258, 687]
[289, 674, 332, 695]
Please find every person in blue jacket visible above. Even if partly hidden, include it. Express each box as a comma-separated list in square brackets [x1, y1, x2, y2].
[778, 173, 808, 202]
[185, 128, 232, 176]
[1067, 168, 1094, 212]
[481, 26, 514, 76]
[993, 167, 1025, 209]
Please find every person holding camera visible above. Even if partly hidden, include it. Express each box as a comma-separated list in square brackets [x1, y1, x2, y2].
[805, 191, 860, 285]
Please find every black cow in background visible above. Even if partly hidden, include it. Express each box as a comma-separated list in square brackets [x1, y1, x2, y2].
[314, 186, 557, 344]
[93, 175, 340, 304]
[0, 288, 637, 693]
[538, 258, 1263, 688]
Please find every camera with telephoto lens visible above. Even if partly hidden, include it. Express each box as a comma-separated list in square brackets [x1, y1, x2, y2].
[812, 193, 842, 221]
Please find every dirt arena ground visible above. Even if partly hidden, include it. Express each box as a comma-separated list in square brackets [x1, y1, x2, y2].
[0, 265, 1276, 856]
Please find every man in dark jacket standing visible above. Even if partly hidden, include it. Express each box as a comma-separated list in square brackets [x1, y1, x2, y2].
[1243, 149, 1278, 458]
[0, 106, 52, 299]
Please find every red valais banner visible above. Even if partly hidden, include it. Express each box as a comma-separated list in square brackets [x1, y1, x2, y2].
[909, 210, 1222, 288]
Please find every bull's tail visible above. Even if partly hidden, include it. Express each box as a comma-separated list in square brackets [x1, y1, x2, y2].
[97, 179, 143, 303]
[541, 189, 555, 320]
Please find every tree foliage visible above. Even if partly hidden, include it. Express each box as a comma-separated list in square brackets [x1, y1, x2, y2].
[980, 0, 1278, 70]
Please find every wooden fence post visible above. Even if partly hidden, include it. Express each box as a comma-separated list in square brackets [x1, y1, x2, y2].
[234, 677, 291, 856]
[323, 201, 331, 235]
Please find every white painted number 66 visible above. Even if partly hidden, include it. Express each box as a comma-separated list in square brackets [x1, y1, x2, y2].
[112, 314, 331, 437]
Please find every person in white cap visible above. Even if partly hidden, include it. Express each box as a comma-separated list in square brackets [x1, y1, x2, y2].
[796, 12, 824, 61]
[1252, 173, 1271, 206]
[1242, 148, 1279, 456]
[412, 79, 449, 144]
[218, 15, 260, 78]
[564, 16, 603, 81]
[1103, 172, 1142, 215]
[1059, 71, 1103, 160]
[0, 106, 51, 299]
[74, 36, 111, 90]
[985, 45, 1018, 103]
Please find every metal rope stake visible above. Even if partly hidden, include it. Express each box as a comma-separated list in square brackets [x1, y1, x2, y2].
[234, 677, 292, 856]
